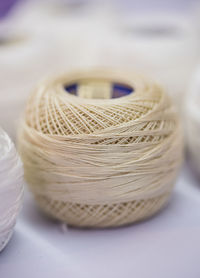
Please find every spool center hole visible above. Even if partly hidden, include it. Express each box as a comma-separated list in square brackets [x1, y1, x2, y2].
[64, 80, 134, 99]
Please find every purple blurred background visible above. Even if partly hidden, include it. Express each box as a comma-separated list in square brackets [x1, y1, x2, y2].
[1, 0, 200, 19]
[0, 0, 20, 18]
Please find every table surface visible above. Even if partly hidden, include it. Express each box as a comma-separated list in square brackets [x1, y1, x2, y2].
[0, 161, 200, 278]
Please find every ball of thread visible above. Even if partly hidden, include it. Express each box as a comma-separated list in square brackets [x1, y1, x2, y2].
[185, 67, 200, 175]
[0, 128, 23, 251]
[18, 69, 183, 228]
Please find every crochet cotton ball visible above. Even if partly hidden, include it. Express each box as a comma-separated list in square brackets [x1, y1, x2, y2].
[19, 69, 183, 228]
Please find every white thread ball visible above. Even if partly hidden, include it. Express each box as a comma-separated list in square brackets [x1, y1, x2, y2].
[0, 129, 23, 251]
[185, 67, 200, 175]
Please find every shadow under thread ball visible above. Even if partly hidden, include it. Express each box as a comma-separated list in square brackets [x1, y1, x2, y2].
[19, 69, 183, 228]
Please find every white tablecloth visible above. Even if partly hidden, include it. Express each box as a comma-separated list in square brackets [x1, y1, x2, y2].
[0, 162, 200, 278]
